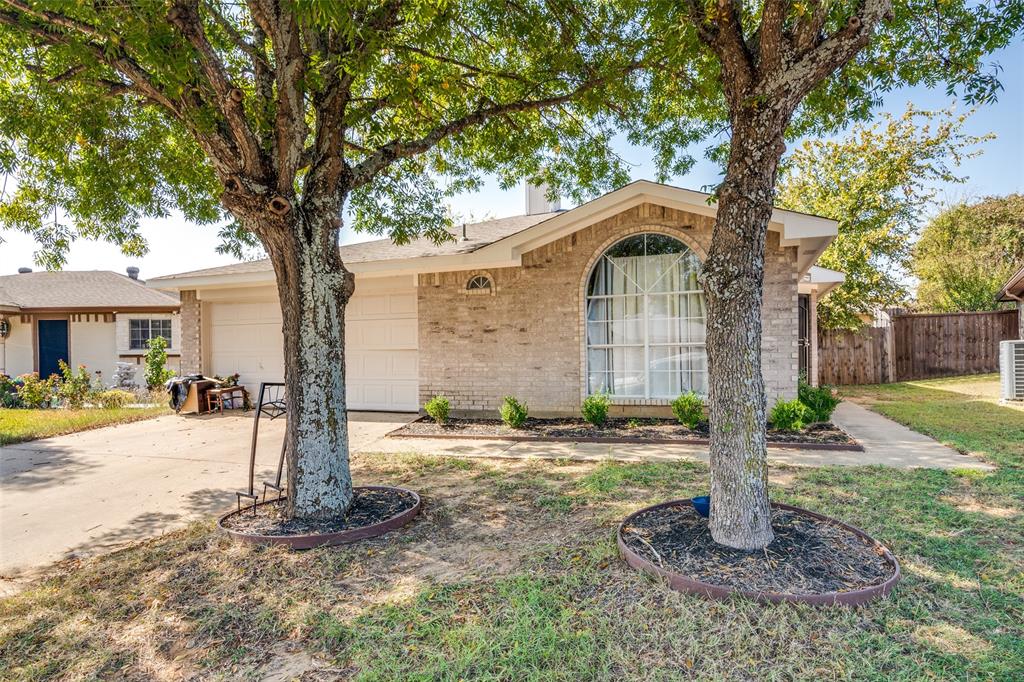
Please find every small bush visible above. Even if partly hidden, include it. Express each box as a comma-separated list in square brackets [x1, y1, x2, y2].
[581, 393, 610, 426]
[424, 395, 450, 425]
[57, 361, 92, 409]
[17, 373, 56, 408]
[144, 336, 175, 389]
[798, 380, 841, 422]
[671, 391, 705, 429]
[0, 374, 22, 408]
[95, 389, 135, 409]
[770, 398, 812, 431]
[500, 395, 528, 429]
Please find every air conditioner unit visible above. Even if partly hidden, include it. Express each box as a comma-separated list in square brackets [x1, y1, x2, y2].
[1000, 340, 1024, 401]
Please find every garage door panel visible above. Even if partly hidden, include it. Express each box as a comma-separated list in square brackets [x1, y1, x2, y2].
[391, 353, 418, 376]
[388, 293, 416, 315]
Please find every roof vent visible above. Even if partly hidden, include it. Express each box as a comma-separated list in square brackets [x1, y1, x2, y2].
[525, 182, 560, 215]
[126, 266, 140, 280]
[17, 267, 32, 274]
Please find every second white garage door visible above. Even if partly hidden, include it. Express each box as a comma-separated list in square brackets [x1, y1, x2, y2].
[206, 277, 419, 412]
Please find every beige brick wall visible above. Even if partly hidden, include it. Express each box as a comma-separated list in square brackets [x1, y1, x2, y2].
[418, 203, 801, 416]
[179, 290, 202, 375]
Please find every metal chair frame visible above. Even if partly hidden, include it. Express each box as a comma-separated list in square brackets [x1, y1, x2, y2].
[236, 382, 287, 514]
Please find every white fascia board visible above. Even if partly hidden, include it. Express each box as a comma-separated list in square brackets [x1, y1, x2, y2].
[346, 253, 520, 277]
[147, 270, 275, 291]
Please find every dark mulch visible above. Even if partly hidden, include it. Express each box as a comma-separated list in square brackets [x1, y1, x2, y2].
[393, 417, 855, 445]
[221, 488, 418, 537]
[622, 503, 894, 595]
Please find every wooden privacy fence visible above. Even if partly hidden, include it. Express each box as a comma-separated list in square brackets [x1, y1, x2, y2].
[818, 308, 1020, 385]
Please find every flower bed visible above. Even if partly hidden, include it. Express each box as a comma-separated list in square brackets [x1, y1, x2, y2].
[388, 417, 861, 450]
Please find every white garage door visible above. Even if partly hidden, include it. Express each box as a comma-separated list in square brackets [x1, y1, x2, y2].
[206, 279, 418, 412]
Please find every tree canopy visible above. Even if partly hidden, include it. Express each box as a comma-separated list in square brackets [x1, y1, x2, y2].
[777, 106, 986, 329]
[0, 1, 644, 267]
[914, 194, 1024, 311]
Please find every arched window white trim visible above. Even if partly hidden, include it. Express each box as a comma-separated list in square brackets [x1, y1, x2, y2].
[466, 274, 492, 291]
[585, 233, 706, 399]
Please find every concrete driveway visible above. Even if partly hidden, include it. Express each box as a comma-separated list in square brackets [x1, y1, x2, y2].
[0, 411, 414, 583]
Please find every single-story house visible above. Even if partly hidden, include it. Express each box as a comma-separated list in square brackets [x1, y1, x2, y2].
[0, 268, 181, 386]
[148, 181, 844, 416]
[997, 264, 1024, 339]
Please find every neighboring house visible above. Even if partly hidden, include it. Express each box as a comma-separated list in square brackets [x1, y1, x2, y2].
[997, 264, 1024, 339]
[0, 268, 181, 386]
[149, 181, 843, 416]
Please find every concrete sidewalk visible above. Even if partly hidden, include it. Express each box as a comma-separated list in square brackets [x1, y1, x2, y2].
[829, 401, 991, 470]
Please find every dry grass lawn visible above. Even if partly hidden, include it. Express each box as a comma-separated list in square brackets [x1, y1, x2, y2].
[1, 376, 1021, 680]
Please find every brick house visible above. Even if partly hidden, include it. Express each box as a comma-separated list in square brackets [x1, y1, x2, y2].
[148, 181, 843, 416]
[0, 268, 181, 386]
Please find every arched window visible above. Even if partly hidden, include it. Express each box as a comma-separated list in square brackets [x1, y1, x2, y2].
[466, 274, 492, 291]
[585, 233, 706, 398]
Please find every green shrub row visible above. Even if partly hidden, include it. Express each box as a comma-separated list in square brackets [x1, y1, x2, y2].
[425, 380, 840, 433]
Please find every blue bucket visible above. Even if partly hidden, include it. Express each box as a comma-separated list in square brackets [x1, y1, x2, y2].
[691, 495, 710, 518]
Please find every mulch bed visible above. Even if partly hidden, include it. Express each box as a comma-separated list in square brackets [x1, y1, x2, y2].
[621, 503, 894, 595]
[391, 417, 856, 447]
[221, 488, 418, 537]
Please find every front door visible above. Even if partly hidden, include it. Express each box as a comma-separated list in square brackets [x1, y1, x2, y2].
[37, 319, 69, 380]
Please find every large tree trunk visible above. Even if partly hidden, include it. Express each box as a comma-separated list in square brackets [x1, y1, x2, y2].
[254, 201, 355, 520]
[702, 113, 787, 550]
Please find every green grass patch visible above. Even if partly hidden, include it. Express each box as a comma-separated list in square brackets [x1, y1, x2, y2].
[0, 406, 171, 445]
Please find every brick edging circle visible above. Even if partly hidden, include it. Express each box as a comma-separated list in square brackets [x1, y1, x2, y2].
[617, 499, 901, 606]
[217, 485, 421, 549]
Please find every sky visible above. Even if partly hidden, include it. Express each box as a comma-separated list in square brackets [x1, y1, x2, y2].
[1, 43, 1022, 281]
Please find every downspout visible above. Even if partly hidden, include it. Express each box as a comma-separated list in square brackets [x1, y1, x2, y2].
[0, 316, 7, 376]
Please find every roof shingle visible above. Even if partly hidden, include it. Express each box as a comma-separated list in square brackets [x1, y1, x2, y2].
[0, 271, 180, 310]
[150, 211, 559, 281]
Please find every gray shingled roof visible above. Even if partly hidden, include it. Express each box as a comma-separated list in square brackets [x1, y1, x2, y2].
[151, 211, 560, 281]
[0, 271, 180, 310]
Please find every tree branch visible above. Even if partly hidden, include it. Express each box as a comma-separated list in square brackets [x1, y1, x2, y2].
[758, 0, 790, 75]
[0, 5, 244, 177]
[760, 0, 894, 109]
[794, 0, 830, 53]
[167, 1, 264, 173]
[248, 0, 307, 194]
[351, 66, 641, 187]
[200, 0, 270, 68]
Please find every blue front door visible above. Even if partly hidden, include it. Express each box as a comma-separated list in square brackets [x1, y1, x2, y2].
[37, 319, 69, 380]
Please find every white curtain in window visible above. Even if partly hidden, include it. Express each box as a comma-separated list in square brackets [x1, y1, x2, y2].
[585, 234, 706, 399]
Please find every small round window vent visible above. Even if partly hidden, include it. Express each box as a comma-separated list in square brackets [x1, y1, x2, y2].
[467, 274, 492, 291]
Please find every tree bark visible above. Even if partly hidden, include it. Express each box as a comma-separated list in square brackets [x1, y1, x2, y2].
[702, 111, 787, 550]
[251, 199, 355, 520]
